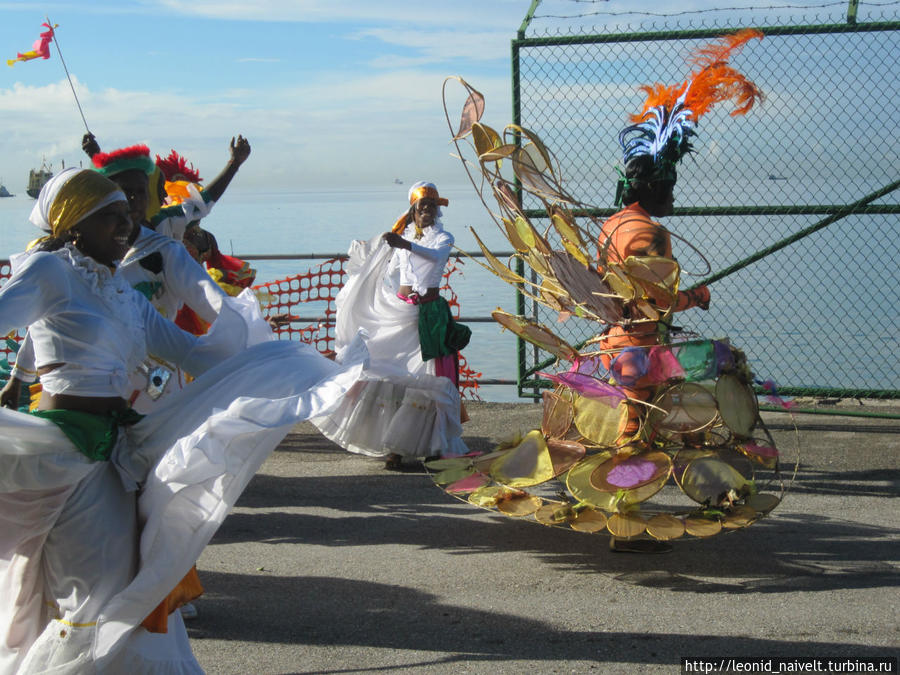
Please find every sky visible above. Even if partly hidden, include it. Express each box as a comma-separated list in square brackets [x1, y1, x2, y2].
[0, 0, 881, 192]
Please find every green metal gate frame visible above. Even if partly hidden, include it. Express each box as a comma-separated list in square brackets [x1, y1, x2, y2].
[509, 5, 900, 414]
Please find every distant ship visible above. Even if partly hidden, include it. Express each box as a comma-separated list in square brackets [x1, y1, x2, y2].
[0, 182, 13, 198]
[27, 159, 56, 198]
[767, 173, 788, 181]
[393, 178, 403, 184]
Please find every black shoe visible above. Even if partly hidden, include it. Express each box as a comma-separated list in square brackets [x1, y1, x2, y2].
[609, 538, 673, 554]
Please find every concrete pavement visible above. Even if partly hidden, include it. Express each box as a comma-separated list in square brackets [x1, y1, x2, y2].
[188, 401, 899, 674]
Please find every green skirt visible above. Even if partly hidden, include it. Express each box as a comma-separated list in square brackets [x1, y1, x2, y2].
[418, 297, 472, 362]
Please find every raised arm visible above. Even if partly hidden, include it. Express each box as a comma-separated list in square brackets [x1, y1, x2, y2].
[382, 230, 454, 262]
[203, 135, 251, 203]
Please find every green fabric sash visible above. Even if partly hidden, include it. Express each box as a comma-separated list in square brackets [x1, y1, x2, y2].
[31, 408, 144, 461]
[418, 297, 472, 361]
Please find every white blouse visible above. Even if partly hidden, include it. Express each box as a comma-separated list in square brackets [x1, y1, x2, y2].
[0, 246, 222, 398]
[119, 226, 226, 322]
[388, 224, 454, 295]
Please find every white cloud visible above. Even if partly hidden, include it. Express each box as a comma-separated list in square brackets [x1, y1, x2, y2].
[0, 69, 512, 191]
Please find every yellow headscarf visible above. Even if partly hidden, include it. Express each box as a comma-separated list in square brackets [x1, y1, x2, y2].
[29, 168, 126, 239]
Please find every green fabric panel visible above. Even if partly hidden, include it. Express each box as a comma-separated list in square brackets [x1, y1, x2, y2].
[133, 280, 162, 301]
[31, 408, 144, 461]
[676, 340, 716, 381]
[418, 298, 472, 361]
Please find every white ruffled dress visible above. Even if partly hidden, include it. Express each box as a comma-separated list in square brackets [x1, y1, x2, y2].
[0, 246, 367, 674]
[311, 229, 467, 459]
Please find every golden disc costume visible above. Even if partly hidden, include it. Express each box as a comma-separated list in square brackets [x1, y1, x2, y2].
[428, 32, 797, 545]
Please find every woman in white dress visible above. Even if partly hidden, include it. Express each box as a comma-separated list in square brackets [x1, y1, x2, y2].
[0, 169, 366, 674]
[312, 182, 470, 468]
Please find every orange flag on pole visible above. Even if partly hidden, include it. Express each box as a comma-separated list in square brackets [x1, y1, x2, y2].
[7, 23, 57, 67]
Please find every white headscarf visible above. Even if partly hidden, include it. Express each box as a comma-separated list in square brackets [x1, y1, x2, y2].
[29, 167, 126, 234]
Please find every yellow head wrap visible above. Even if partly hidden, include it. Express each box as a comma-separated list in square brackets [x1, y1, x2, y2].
[30, 168, 126, 239]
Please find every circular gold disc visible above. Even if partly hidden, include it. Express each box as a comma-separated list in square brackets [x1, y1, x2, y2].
[546, 438, 586, 476]
[606, 513, 646, 538]
[646, 514, 686, 541]
[534, 502, 573, 526]
[542, 390, 574, 438]
[746, 493, 781, 513]
[566, 452, 618, 510]
[721, 505, 758, 529]
[680, 456, 750, 506]
[497, 494, 542, 517]
[648, 382, 719, 438]
[569, 509, 608, 533]
[590, 451, 672, 492]
[684, 517, 723, 538]
[573, 396, 628, 446]
[467, 485, 506, 508]
[716, 373, 759, 438]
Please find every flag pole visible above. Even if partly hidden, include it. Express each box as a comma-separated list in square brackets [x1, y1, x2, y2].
[46, 18, 90, 133]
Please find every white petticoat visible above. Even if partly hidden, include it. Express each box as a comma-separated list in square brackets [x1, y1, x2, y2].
[0, 336, 367, 674]
[311, 236, 467, 459]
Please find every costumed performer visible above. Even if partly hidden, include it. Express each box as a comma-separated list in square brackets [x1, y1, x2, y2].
[5, 142, 261, 622]
[0, 169, 368, 673]
[92, 138, 254, 408]
[425, 34, 781, 554]
[312, 181, 471, 469]
[594, 30, 763, 550]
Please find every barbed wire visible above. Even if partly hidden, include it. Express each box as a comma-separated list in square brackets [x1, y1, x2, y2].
[533, 0, 900, 20]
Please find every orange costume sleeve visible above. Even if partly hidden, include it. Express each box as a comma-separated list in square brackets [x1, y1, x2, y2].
[600, 202, 705, 313]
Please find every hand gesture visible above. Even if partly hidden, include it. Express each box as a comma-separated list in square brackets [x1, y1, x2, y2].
[82, 132, 101, 158]
[0, 378, 23, 409]
[229, 135, 251, 167]
[382, 232, 410, 250]
[688, 285, 711, 311]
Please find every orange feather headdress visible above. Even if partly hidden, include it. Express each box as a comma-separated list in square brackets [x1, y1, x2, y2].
[618, 29, 764, 188]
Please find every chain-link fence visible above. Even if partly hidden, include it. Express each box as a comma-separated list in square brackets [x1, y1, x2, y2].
[511, 5, 900, 402]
